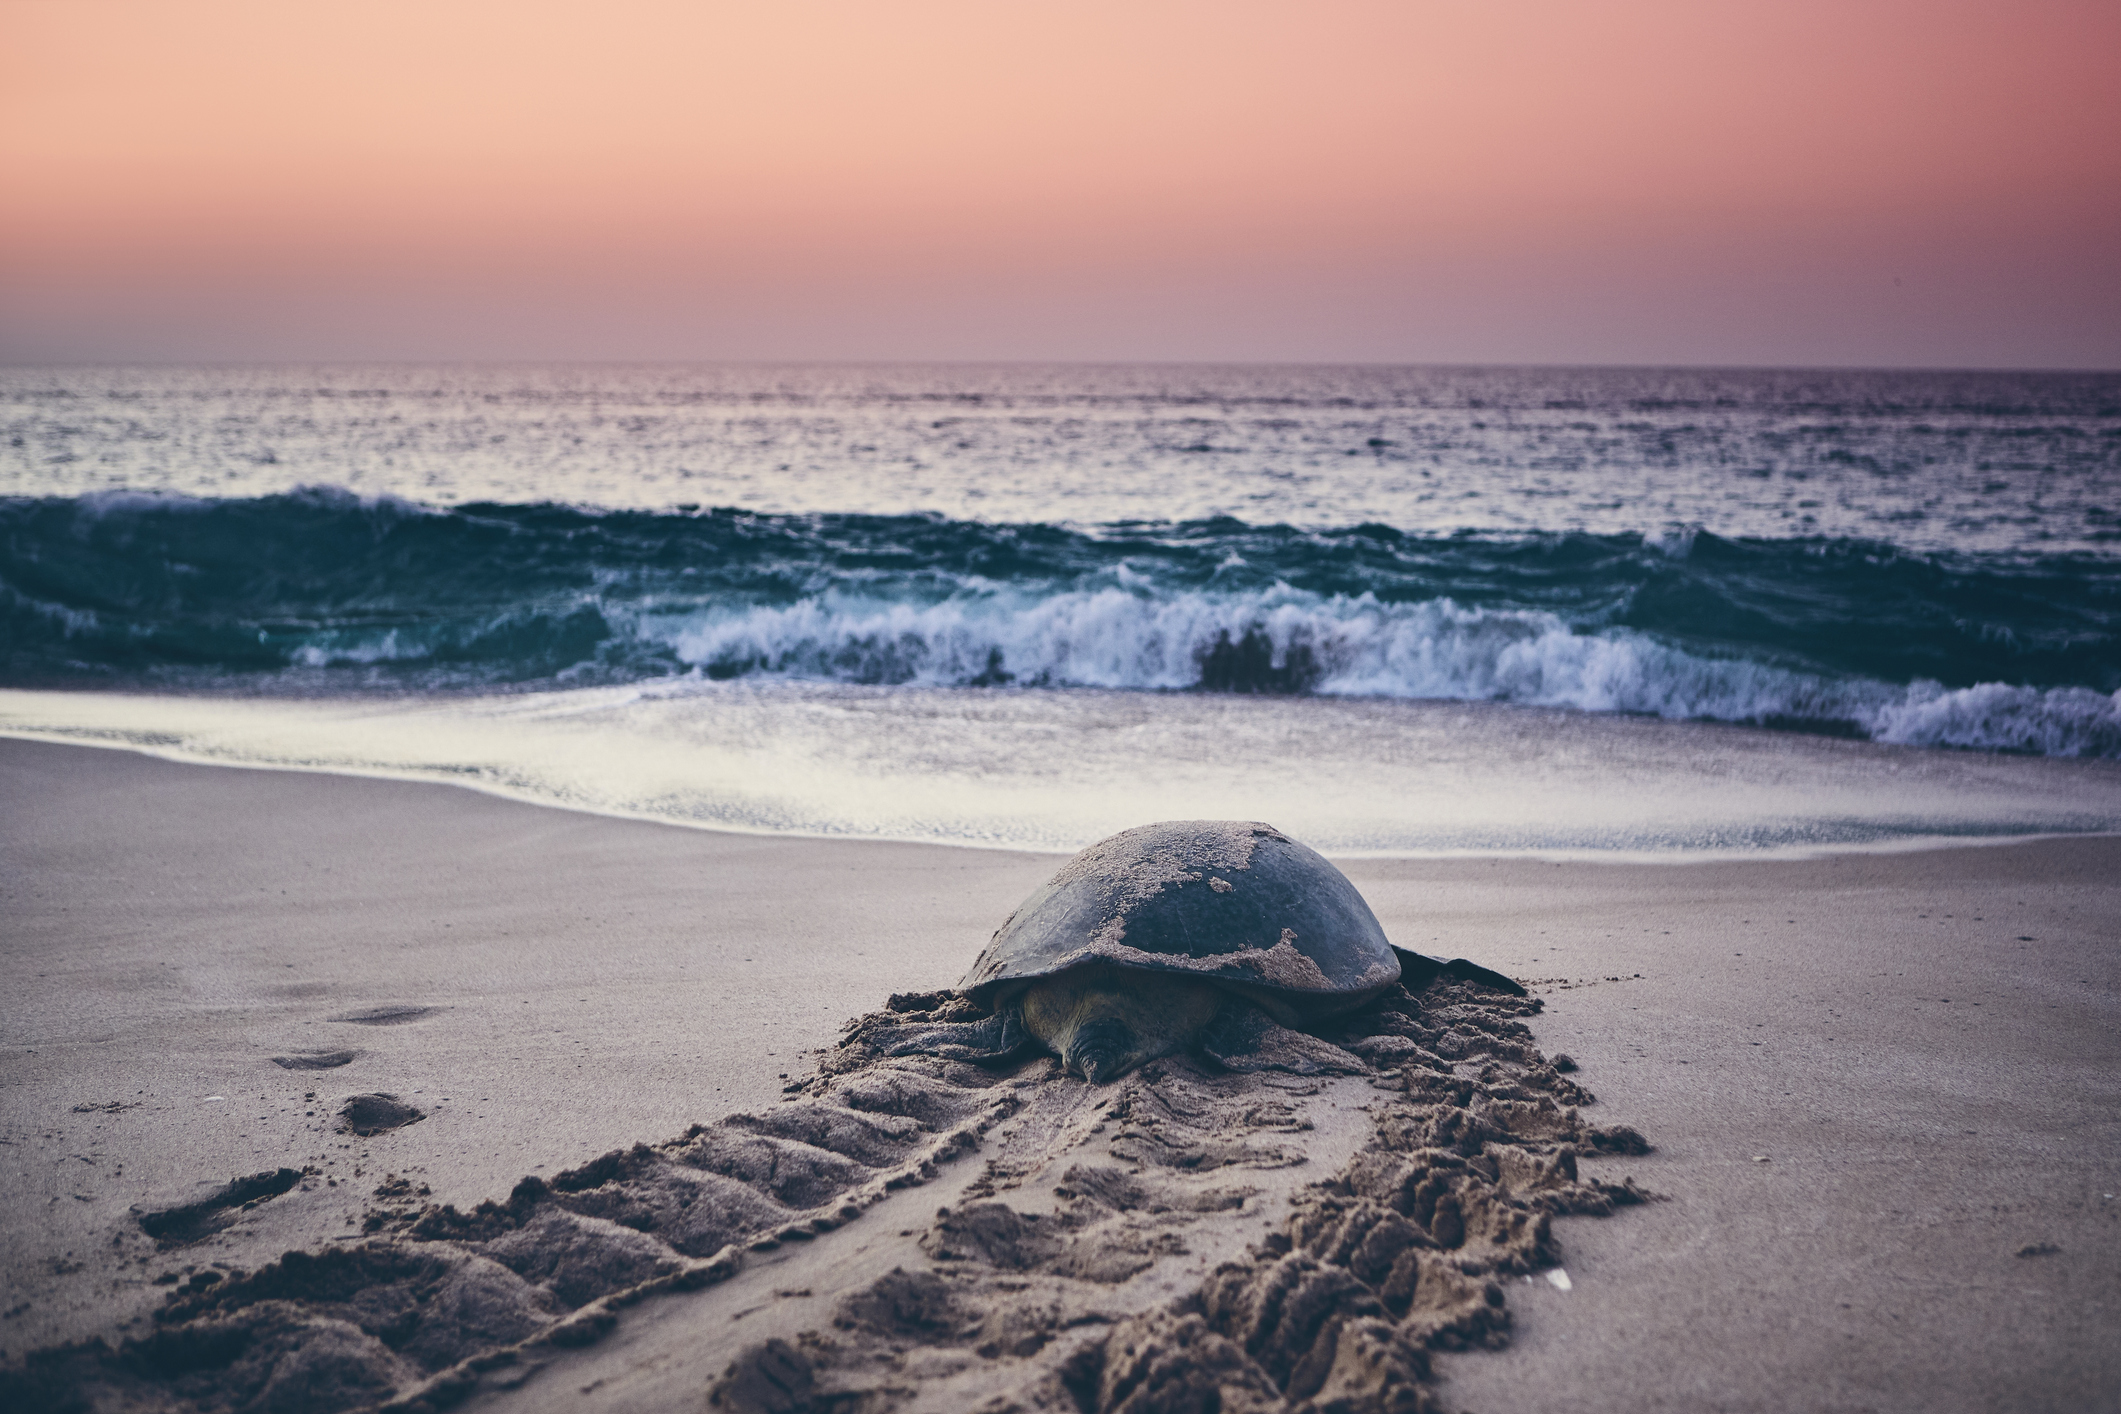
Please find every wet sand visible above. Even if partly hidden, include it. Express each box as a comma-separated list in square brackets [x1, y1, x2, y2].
[3, 737, 2117, 1411]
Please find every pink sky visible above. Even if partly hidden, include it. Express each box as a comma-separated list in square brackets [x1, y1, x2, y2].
[4, 0, 2116, 366]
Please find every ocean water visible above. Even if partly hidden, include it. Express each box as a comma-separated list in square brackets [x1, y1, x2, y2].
[4, 363, 2118, 855]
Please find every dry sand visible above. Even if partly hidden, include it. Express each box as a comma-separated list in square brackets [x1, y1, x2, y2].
[3, 737, 2117, 1411]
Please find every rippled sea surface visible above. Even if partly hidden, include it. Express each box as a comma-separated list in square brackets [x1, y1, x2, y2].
[5, 364, 2117, 854]
[8, 364, 2118, 549]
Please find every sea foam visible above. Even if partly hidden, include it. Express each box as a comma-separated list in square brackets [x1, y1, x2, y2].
[657, 588, 2120, 757]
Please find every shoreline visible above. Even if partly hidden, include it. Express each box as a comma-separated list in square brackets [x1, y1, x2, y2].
[5, 721, 2117, 869]
[4, 738, 2117, 1411]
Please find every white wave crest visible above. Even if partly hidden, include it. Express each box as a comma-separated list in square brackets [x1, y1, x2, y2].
[290, 630, 430, 667]
[1869, 681, 2121, 757]
[667, 587, 1251, 690]
[647, 587, 2118, 757]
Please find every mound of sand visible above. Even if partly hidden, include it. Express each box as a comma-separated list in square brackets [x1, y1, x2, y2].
[5, 978, 1650, 1414]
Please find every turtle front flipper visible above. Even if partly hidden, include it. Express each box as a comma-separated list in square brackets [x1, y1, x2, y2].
[883, 1007, 1036, 1065]
[1391, 946, 1527, 998]
[1196, 999, 1370, 1077]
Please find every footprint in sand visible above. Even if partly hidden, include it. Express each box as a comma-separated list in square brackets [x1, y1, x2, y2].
[267, 1003, 437, 1075]
[328, 1004, 439, 1026]
[339, 1094, 426, 1136]
[133, 1168, 303, 1246]
[270, 1049, 361, 1070]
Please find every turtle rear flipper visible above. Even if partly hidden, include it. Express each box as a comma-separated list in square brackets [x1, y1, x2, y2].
[883, 1008, 1035, 1065]
[1197, 1000, 1369, 1077]
[1392, 946, 1527, 998]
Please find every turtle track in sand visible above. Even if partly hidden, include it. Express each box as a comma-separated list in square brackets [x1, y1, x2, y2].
[3, 980, 1653, 1414]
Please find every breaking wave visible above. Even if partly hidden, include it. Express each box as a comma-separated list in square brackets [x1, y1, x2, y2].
[3, 489, 2117, 757]
[658, 591, 2121, 755]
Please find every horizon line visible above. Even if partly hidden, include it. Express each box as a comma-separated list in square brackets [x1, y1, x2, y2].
[3, 356, 2118, 377]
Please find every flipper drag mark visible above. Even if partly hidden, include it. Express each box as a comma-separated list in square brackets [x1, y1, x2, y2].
[732, 975, 1652, 1414]
[4, 970, 1653, 1414]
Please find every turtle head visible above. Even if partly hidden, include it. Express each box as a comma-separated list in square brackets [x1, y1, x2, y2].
[1017, 965, 1223, 1084]
[1063, 1015, 1137, 1085]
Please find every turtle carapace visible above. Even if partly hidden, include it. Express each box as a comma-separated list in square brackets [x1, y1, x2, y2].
[890, 820, 1523, 1083]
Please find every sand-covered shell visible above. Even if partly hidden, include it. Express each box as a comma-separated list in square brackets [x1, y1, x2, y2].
[957, 820, 1400, 1018]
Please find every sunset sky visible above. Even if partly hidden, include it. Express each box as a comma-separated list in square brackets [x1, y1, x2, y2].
[4, 0, 2117, 367]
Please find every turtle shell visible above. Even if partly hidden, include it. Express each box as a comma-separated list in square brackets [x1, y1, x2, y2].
[957, 820, 1400, 1018]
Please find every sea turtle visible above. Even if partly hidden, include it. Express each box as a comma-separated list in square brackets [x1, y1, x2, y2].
[891, 820, 1522, 1083]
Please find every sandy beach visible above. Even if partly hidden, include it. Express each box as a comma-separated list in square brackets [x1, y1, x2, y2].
[11, 1, 2121, 1407]
[4, 736, 2117, 1412]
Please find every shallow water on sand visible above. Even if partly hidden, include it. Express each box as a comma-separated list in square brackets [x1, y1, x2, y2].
[5, 683, 2116, 857]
